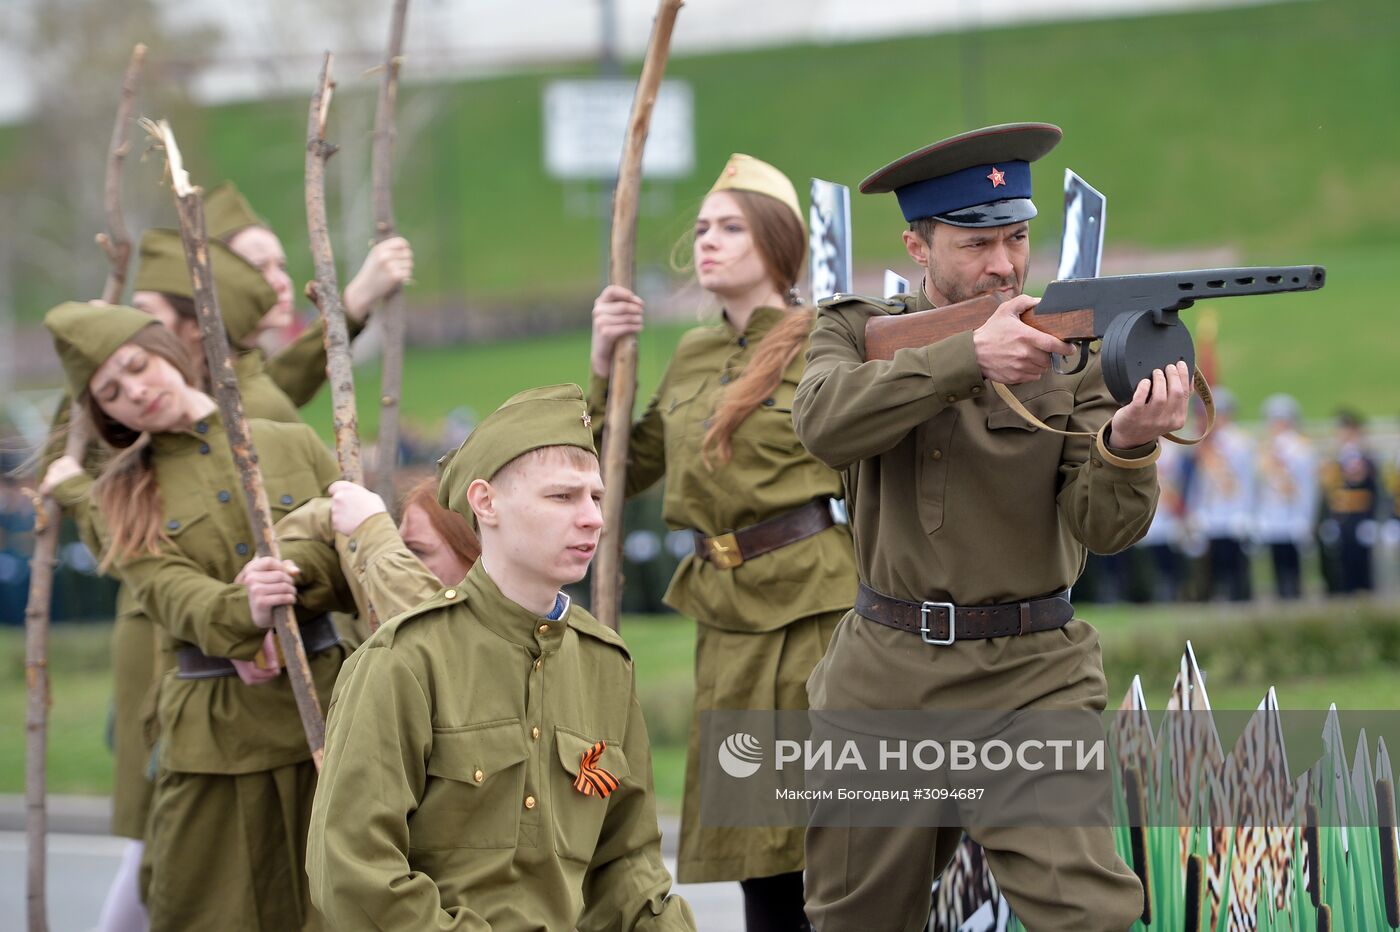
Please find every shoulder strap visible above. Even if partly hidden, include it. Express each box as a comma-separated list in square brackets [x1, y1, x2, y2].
[988, 366, 1216, 462]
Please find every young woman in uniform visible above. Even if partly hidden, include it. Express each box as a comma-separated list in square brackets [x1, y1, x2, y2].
[587, 154, 858, 929]
[40, 301, 351, 931]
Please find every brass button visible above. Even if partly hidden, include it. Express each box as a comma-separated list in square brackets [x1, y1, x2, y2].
[531, 726, 540, 740]
[1091, 458, 1104, 468]
[473, 769, 484, 783]
[444, 588, 457, 600]
[537, 624, 550, 635]
[930, 449, 943, 460]
[971, 386, 983, 395]
[533, 658, 542, 670]
[945, 394, 957, 403]
[524, 795, 536, 810]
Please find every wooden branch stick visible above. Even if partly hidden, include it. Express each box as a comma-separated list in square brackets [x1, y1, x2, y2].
[147, 119, 327, 769]
[370, 0, 410, 503]
[306, 54, 382, 632]
[592, 0, 685, 630]
[305, 53, 362, 485]
[27, 42, 145, 932]
[96, 43, 145, 304]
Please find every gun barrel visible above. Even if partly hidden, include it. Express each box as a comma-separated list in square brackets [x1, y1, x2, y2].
[1035, 265, 1326, 332]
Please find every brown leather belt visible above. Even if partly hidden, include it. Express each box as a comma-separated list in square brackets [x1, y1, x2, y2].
[175, 614, 341, 680]
[854, 582, 1074, 646]
[692, 498, 836, 570]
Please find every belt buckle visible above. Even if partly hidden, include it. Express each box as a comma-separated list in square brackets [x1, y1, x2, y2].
[707, 532, 744, 569]
[919, 601, 956, 646]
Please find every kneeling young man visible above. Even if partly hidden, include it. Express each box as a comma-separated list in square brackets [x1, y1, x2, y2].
[306, 384, 695, 931]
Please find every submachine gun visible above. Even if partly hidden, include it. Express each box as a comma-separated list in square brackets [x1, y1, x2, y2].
[864, 265, 1327, 405]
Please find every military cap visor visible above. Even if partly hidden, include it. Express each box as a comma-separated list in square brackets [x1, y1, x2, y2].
[861, 122, 1061, 227]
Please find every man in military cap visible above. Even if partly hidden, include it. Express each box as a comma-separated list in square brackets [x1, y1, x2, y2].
[792, 123, 1192, 930]
[305, 384, 695, 931]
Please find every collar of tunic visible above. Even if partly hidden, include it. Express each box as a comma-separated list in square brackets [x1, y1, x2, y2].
[149, 409, 226, 456]
[460, 561, 570, 653]
[720, 304, 786, 342]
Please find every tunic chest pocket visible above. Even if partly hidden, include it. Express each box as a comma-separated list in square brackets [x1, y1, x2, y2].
[663, 379, 710, 448]
[162, 510, 218, 571]
[985, 388, 1075, 434]
[412, 720, 529, 850]
[553, 728, 630, 862]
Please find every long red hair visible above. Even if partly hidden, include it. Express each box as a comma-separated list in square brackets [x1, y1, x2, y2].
[402, 477, 481, 568]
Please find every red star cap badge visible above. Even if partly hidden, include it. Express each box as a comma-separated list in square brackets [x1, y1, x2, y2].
[987, 166, 1006, 188]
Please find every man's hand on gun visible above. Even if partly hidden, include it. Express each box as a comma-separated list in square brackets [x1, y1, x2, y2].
[1107, 360, 1191, 449]
[972, 295, 1075, 385]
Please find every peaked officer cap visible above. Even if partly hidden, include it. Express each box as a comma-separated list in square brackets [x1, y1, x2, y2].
[861, 122, 1061, 227]
[132, 229, 277, 344]
[437, 384, 599, 523]
[45, 302, 161, 397]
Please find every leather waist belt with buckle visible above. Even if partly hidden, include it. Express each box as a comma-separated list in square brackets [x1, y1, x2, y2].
[853, 582, 1074, 646]
[175, 614, 341, 680]
[692, 498, 836, 570]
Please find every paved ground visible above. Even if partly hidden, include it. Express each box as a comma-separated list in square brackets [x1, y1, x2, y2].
[0, 799, 744, 931]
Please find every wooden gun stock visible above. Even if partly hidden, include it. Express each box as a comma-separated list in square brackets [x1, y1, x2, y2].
[864, 295, 1096, 361]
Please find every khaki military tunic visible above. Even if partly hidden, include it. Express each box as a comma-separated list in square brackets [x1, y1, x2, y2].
[89, 412, 351, 931]
[792, 290, 1153, 932]
[306, 561, 696, 931]
[587, 305, 858, 882]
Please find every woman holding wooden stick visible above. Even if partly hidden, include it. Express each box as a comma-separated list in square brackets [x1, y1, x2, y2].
[131, 189, 412, 426]
[203, 181, 413, 416]
[36, 243, 288, 932]
[587, 155, 858, 929]
[39, 301, 352, 931]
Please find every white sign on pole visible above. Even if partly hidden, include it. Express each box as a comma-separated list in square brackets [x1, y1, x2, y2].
[543, 79, 695, 181]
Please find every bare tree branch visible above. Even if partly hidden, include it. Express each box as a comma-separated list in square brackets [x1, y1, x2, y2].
[146, 118, 328, 770]
[26, 41, 146, 932]
[370, 0, 410, 503]
[592, 0, 685, 631]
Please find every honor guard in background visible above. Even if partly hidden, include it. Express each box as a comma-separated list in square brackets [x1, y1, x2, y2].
[1184, 388, 1256, 602]
[588, 153, 857, 928]
[306, 385, 695, 932]
[793, 123, 1191, 931]
[1320, 408, 1381, 593]
[1254, 393, 1317, 599]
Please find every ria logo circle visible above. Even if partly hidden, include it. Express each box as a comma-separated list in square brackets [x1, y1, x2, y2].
[717, 733, 763, 778]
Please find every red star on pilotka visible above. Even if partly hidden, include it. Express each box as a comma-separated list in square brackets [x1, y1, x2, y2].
[987, 166, 1006, 188]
